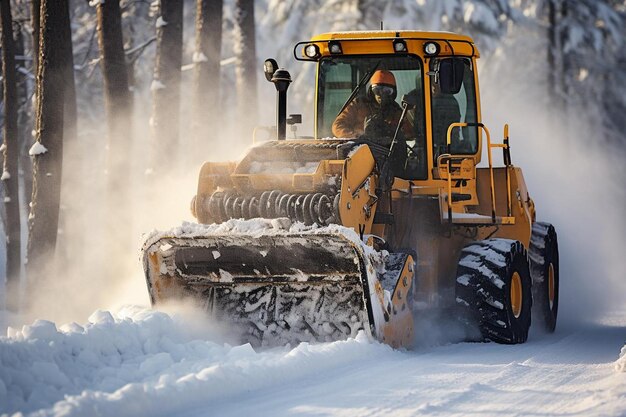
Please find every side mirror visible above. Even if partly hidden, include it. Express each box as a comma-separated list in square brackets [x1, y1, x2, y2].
[264, 58, 279, 82]
[286, 114, 302, 125]
[438, 58, 465, 94]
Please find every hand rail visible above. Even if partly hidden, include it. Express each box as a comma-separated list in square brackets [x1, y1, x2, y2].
[443, 122, 512, 223]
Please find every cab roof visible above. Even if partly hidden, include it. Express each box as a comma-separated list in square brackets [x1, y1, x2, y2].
[304, 30, 479, 58]
[311, 30, 475, 44]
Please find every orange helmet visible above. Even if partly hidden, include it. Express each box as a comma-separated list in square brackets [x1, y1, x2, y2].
[369, 70, 397, 101]
[370, 70, 396, 87]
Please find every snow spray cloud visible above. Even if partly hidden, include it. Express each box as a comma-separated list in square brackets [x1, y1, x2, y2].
[489, 109, 626, 325]
[15, 77, 255, 328]
[479, 31, 626, 326]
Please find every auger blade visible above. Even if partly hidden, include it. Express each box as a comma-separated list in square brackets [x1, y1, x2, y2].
[143, 232, 377, 346]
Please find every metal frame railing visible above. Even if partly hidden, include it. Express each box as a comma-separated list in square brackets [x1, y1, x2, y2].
[443, 122, 512, 224]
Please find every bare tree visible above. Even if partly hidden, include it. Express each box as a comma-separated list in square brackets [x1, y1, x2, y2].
[25, 0, 42, 210]
[30, 0, 40, 74]
[193, 0, 222, 155]
[547, 0, 567, 112]
[1, 0, 22, 311]
[59, 4, 76, 154]
[95, 0, 132, 208]
[14, 21, 33, 215]
[151, 0, 183, 173]
[27, 0, 72, 285]
[93, 0, 134, 279]
[55, 0, 77, 269]
[234, 0, 258, 137]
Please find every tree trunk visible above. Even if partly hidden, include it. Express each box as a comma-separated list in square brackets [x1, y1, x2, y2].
[547, 0, 567, 112]
[151, 0, 183, 174]
[547, 0, 557, 106]
[1, 0, 22, 311]
[27, 0, 70, 286]
[547, 0, 569, 112]
[193, 0, 222, 156]
[27, 0, 41, 210]
[15, 21, 33, 219]
[559, 1, 569, 107]
[96, 0, 132, 179]
[234, 0, 258, 138]
[95, 0, 133, 271]
[56, 0, 77, 270]
[60, 5, 76, 157]
[31, 0, 40, 76]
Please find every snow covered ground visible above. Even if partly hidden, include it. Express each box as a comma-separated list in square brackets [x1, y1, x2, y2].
[0, 304, 625, 417]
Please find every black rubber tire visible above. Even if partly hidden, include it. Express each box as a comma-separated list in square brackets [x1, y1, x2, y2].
[455, 239, 532, 344]
[529, 222, 559, 333]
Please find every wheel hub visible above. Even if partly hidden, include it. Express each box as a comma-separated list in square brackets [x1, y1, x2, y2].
[511, 272, 522, 318]
[548, 263, 555, 310]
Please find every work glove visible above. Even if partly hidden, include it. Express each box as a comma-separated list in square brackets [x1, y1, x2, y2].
[363, 114, 393, 145]
[363, 113, 384, 135]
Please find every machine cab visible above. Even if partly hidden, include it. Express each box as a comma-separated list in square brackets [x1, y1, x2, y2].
[295, 31, 483, 181]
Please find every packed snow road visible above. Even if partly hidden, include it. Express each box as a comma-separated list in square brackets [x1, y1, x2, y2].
[0, 306, 624, 417]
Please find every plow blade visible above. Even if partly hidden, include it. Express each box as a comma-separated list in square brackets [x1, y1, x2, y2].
[143, 232, 380, 346]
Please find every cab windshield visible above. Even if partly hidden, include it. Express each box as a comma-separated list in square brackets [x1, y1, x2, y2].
[317, 55, 426, 179]
[317, 55, 423, 138]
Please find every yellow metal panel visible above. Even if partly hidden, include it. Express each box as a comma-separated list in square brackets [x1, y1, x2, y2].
[424, 70, 435, 179]
[436, 156, 476, 180]
[311, 30, 476, 48]
[311, 30, 474, 41]
[474, 167, 532, 246]
[338, 145, 377, 234]
[473, 58, 484, 163]
[380, 255, 415, 348]
[195, 161, 237, 223]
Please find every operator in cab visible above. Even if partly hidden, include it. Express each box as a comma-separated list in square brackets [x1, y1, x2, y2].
[431, 81, 461, 158]
[332, 70, 412, 146]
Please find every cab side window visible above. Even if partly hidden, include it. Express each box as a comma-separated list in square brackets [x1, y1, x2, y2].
[430, 58, 478, 163]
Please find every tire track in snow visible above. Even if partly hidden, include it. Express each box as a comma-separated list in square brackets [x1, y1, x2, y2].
[202, 317, 626, 417]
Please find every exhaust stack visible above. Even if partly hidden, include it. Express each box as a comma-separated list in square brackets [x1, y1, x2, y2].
[264, 59, 292, 140]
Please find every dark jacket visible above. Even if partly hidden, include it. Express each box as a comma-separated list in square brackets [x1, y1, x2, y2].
[332, 97, 411, 145]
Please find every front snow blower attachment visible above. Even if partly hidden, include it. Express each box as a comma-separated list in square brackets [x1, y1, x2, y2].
[143, 223, 415, 347]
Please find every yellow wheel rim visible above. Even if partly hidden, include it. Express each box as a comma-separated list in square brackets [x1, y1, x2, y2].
[548, 263, 555, 310]
[511, 272, 522, 318]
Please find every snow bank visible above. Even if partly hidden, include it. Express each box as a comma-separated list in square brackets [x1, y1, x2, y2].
[0, 306, 391, 417]
[616, 345, 626, 372]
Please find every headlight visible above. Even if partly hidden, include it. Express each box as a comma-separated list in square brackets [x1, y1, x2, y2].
[304, 44, 320, 59]
[329, 41, 343, 54]
[424, 41, 440, 56]
[393, 39, 407, 53]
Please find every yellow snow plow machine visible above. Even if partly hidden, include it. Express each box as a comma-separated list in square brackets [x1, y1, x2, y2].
[143, 31, 559, 348]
